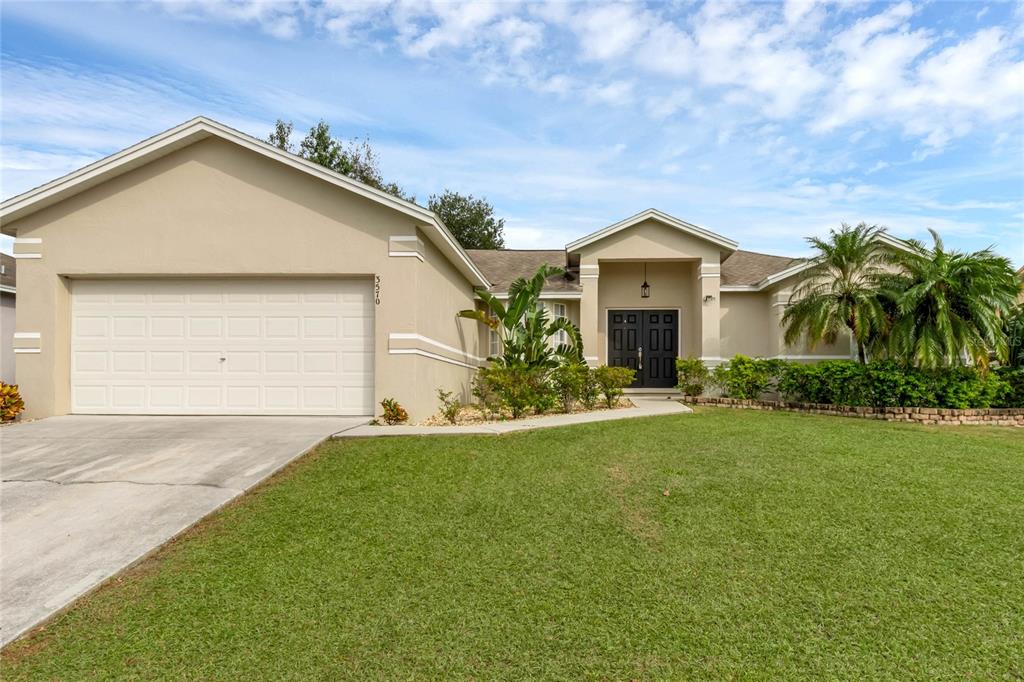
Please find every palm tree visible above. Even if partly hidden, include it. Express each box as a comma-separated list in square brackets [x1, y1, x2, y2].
[782, 223, 890, 363]
[459, 264, 583, 368]
[881, 230, 1021, 369]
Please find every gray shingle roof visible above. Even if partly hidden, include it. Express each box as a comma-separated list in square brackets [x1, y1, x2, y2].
[720, 250, 804, 286]
[465, 250, 579, 293]
[465, 248, 803, 292]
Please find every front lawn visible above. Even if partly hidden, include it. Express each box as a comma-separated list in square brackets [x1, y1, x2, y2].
[4, 409, 1023, 679]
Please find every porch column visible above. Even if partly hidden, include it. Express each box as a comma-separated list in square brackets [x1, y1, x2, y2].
[579, 261, 600, 366]
[698, 261, 721, 362]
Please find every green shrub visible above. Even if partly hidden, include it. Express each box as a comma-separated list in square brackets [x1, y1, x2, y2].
[436, 389, 462, 424]
[579, 368, 601, 410]
[1, 382, 25, 422]
[675, 357, 710, 396]
[475, 365, 554, 419]
[472, 368, 503, 419]
[712, 355, 779, 399]
[379, 398, 408, 425]
[775, 359, 1012, 409]
[931, 367, 1008, 409]
[994, 367, 1024, 407]
[593, 365, 635, 409]
[551, 362, 591, 413]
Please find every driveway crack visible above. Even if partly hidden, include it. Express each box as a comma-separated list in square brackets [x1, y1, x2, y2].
[1, 478, 236, 491]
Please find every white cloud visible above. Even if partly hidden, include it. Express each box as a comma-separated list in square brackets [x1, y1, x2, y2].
[586, 80, 634, 106]
[645, 90, 693, 120]
[573, 3, 649, 61]
[157, 0, 305, 39]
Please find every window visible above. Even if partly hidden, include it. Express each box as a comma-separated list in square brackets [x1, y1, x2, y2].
[489, 329, 501, 357]
[551, 302, 568, 346]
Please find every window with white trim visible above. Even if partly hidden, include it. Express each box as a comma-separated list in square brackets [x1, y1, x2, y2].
[551, 302, 568, 346]
[489, 329, 501, 357]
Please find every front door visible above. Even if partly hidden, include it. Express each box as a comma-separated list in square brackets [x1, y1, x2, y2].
[607, 310, 678, 388]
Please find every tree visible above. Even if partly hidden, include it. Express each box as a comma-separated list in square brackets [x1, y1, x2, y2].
[459, 264, 582, 368]
[267, 120, 294, 152]
[428, 190, 505, 250]
[882, 230, 1021, 369]
[266, 119, 411, 201]
[782, 223, 891, 363]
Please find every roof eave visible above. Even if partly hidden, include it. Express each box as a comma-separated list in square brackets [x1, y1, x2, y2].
[0, 116, 490, 288]
[565, 208, 739, 253]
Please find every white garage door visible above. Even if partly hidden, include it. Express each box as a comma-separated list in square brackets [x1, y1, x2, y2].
[71, 278, 374, 415]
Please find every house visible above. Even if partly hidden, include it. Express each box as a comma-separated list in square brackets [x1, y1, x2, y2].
[0, 116, 851, 420]
[1, 252, 15, 383]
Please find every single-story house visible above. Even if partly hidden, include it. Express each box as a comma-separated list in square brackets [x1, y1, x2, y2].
[1, 252, 15, 383]
[1, 116, 855, 420]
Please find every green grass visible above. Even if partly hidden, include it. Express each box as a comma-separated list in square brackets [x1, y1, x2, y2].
[4, 409, 1023, 680]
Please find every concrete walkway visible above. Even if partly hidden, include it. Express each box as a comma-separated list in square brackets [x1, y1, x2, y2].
[341, 396, 691, 437]
[0, 415, 366, 646]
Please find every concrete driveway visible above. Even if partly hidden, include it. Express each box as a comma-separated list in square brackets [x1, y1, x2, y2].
[0, 415, 366, 646]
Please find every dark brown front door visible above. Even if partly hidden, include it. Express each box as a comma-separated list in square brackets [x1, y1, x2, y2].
[607, 310, 678, 388]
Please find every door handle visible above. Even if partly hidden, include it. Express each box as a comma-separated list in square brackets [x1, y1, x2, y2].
[637, 345, 643, 371]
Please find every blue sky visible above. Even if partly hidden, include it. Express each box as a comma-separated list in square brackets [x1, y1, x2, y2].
[2, 0, 1022, 264]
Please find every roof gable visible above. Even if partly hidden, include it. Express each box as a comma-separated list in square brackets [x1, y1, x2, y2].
[0, 116, 489, 287]
[565, 208, 738, 253]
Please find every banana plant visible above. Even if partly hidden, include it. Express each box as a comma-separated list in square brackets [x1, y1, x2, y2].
[459, 264, 583, 368]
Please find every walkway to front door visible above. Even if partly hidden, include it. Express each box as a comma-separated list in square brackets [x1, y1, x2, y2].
[607, 310, 678, 388]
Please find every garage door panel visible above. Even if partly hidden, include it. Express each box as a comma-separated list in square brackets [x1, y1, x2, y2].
[71, 278, 374, 415]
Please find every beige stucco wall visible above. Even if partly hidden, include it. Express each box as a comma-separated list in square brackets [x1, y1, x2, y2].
[719, 292, 771, 358]
[5, 136, 482, 419]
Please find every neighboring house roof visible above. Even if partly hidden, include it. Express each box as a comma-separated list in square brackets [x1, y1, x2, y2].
[0, 116, 490, 288]
[466, 249, 578, 295]
[566, 208, 739, 253]
[0, 252, 15, 293]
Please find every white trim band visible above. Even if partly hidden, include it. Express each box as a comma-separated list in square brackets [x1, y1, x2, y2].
[388, 333, 487, 363]
[11, 253, 41, 259]
[388, 348, 479, 369]
[14, 237, 42, 244]
[388, 251, 424, 262]
[14, 348, 41, 354]
[13, 332, 40, 339]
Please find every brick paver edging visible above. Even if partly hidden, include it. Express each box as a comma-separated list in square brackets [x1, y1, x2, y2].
[688, 397, 1024, 426]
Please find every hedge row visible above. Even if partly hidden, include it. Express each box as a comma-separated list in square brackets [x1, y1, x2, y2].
[684, 356, 1024, 409]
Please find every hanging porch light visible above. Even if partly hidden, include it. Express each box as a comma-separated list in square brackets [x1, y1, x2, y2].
[640, 262, 650, 298]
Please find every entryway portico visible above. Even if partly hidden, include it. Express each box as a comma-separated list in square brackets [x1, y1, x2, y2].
[568, 209, 737, 369]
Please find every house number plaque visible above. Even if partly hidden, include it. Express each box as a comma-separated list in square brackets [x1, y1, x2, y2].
[374, 275, 381, 305]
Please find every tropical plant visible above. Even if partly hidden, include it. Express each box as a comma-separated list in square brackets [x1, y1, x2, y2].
[1, 382, 25, 422]
[782, 223, 891, 363]
[1003, 303, 1024, 368]
[379, 398, 408, 425]
[880, 230, 1021, 369]
[592, 366, 635, 409]
[459, 264, 583, 368]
